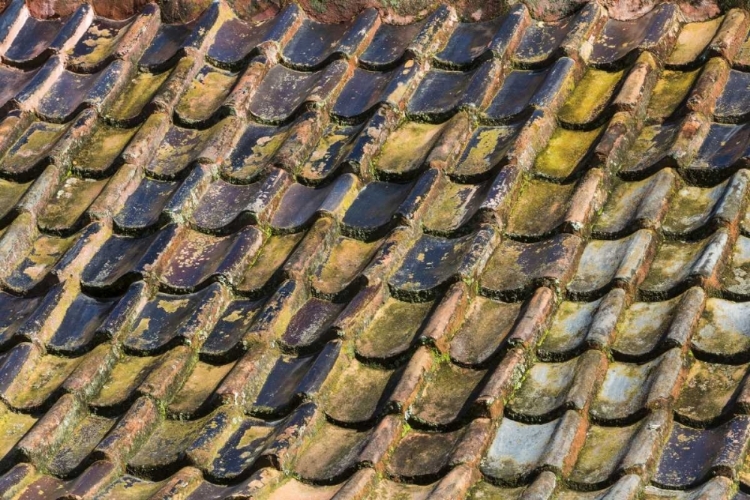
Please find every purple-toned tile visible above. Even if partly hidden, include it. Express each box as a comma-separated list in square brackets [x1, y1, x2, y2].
[207, 17, 271, 67]
[514, 15, 573, 65]
[435, 17, 505, 67]
[0, 120, 68, 180]
[716, 69, 750, 122]
[485, 68, 550, 121]
[223, 122, 290, 182]
[114, 177, 179, 231]
[139, 22, 194, 69]
[3, 16, 65, 66]
[46, 293, 116, 354]
[360, 21, 425, 68]
[279, 298, 343, 352]
[450, 295, 521, 366]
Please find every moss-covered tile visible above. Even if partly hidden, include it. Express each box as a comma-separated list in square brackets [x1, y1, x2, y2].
[647, 69, 700, 120]
[559, 68, 624, 125]
[176, 64, 238, 123]
[106, 69, 171, 122]
[355, 297, 433, 360]
[533, 126, 601, 180]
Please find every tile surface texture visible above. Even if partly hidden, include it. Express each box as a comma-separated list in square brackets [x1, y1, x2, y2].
[2, 0, 750, 498]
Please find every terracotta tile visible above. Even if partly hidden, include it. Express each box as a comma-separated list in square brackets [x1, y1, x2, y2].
[410, 361, 487, 426]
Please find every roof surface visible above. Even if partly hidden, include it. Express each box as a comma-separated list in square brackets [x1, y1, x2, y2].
[1, 0, 750, 498]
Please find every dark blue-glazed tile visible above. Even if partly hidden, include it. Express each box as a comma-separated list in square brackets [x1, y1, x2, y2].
[654, 417, 750, 489]
[0, 120, 68, 180]
[81, 227, 173, 291]
[341, 179, 414, 235]
[297, 124, 361, 182]
[123, 283, 223, 354]
[360, 21, 425, 68]
[207, 17, 271, 67]
[481, 234, 582, 298]
[4, 233, 78, 293]
[452, 124, 520, 180]
[620, 123, 680, 178]
[250, 344, 339, 416]
[333, 62, 419, 120]
[148, 121, 226, 178]
[160, 227, 262, 291]
[191, 180, 262, 232]
[3, 16, 65, 66]
[201, 299, 265, 360]
[485, 68, 549, 121]
[223, 122, 289, 182]
[46, 293, 117, 354]
[279, 298, 344, 351]
[435, 17, 505, 67]
[249, 61, 348, 122]
[282, 19, 350, 69]
[589, 5, 676, 67]
[36, 69, 102, 122]
[0, 65, 36, 110]
[0, 292, 42, 350]
[139, 22, 194, 69]
[66, 17, 132, 71]
[270, 174, 356, 232]
[691, 123, 750, 180]
[390, 231, 481, 296]
[207, 417, 278, 481]
[514, 15, 573, 65]
[715, 70, 750, 122]
[114, 177, 179, 231]
[407, 69, 474, 117]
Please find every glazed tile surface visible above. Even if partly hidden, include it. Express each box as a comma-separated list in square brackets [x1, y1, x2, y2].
[3, 1, 750, 499]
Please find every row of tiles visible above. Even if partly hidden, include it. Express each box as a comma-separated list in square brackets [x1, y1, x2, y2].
[2, 340, 750, 489]
[0, 0, 743, 76]
[1, 465, 749, 500]
[4, 0, 750, 128]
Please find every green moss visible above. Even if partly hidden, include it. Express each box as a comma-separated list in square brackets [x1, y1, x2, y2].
[107, 70, 171, 120]
[377, 121, 444, 176]
[534, 126, 601, 180]
[647, 69, 700, 119]
[559, 68, 624, 125]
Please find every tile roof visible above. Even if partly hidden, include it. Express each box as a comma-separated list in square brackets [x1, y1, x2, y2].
[3, 0, 750, 498]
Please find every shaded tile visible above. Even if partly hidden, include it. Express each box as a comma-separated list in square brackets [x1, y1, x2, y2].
[0, 65, 37, 110]
[46, 293, 117, 354]
[723, 235, 750, 298]
[282, 19, 350, 68]
[47, 414, 115, 476]
[0, 292, 42, 350]
[620, 122, 680, 178]
[390, 231, 484, 296]
[485, 68, 550, 121]
[249, 62, 347, 122]
[407, 69, 475, 117]
[114, 176, 178, 231]
[139, 22, 194, 68]
[207, 17, 271, 67]
[279, 298, 343, 352]
[690, 123, 750, 179]
[223, 122, 289, 182]
[270, 175, 356, 232]
[514, 15, 573, 65]
[333, 63, 419, 119]
[36, 68, 108, 122]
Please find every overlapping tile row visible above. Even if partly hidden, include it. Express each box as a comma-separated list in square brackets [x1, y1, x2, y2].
[1, 0, 750, 498]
